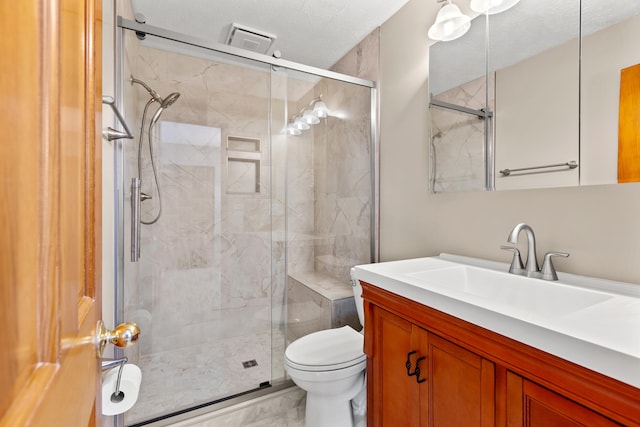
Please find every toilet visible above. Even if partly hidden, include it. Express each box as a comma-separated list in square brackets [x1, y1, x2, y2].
[284, 271, 367, 427]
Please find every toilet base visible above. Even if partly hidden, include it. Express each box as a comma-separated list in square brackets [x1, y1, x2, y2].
[304, 393, 354, 427]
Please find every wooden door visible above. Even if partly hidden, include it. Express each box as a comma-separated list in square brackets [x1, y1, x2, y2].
[618, 63, 640, 183]
[0, 0, 103, 426]
[506, 373, 622, 427]
[426, 333, 495, 427]
[367, 305, 421, 427]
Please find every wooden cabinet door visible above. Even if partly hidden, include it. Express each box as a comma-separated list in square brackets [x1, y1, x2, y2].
[368, 305, 422, 427]
[507, 372, 622, 427]
[425, 333, 495, 427]
[0, 0, 102, 426]
[366, 304, 495, 427]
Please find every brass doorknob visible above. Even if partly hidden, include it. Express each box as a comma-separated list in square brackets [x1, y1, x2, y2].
[96, 320, 141, 356]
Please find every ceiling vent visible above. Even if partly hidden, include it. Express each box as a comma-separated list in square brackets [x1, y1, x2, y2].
[225, 23, 277, 55]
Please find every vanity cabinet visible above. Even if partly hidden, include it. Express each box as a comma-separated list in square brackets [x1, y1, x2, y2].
[368, 305, 494, 426]
[361, 281, 640, 427]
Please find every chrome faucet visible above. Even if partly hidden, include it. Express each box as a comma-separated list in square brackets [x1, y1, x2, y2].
[507, 223, 539, 276]
[501, 223, 569, 280]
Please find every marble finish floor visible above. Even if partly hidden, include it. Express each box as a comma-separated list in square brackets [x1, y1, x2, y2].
[126, 329, 283, 425]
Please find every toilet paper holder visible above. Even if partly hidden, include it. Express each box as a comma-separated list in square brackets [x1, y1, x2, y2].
[102, 356, 128, 371]
[102, 356, 128, 402]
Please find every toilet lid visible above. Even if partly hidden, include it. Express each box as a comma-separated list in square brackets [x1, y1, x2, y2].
[285, 326, 365, 371]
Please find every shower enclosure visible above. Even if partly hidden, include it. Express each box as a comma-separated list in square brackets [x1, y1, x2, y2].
[112, 18, 377, 426]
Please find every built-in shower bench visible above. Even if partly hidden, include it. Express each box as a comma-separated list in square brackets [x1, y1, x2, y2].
[286, 270, 361, 344]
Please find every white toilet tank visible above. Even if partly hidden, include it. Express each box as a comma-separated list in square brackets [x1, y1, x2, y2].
[350, 268, 365, 328]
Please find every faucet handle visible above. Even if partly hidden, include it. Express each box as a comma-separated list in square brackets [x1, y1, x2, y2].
[500, 245, 525, 275]
[541, 251, 569, 281]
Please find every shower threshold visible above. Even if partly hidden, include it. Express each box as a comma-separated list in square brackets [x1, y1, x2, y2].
[126, 380, 294, 427]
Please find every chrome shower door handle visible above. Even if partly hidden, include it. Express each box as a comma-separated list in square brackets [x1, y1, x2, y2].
[131, 177, 141, 262]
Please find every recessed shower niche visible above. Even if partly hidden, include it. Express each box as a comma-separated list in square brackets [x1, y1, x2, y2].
[227, 136, 262, 194]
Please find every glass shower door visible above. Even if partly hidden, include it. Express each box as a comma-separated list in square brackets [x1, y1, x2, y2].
[119, 30, 278, 425]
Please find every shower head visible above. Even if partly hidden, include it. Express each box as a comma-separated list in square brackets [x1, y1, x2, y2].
[161, 92, 180, 108]
[130, 75, 163, 104]
[150, 92, 181, 125]
[130, 75, 181, 125]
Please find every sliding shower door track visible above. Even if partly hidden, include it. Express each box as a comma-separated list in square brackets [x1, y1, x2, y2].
[127, 380, 295, 427]
[118, 17, 375, 89]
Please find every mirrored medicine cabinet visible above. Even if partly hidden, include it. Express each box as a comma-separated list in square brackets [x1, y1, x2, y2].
[428, 0, 640, 193]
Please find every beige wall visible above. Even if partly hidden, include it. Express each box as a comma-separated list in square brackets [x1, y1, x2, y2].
[379, 0, 640, 285]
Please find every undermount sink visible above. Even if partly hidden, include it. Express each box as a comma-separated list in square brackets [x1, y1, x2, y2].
[405, 265, 613, 318]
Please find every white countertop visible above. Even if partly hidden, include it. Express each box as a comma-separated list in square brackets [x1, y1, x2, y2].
[353, 254, 640, 389]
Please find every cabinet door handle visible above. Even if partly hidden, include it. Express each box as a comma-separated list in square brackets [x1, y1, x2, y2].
[406, 351, 418, 376]
[414, 356, 426, 383]
[406, 351, 427, 383]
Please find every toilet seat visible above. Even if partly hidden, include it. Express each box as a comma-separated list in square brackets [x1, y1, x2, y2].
[285, 326, 365, 372]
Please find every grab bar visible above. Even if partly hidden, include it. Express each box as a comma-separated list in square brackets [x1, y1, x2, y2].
[499, 161, 578, 177]
[102, 96, 134, 141]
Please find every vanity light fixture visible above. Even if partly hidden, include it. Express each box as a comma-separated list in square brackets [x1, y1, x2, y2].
[293, 114, 311, 131]
[285, 96, 329, 136]
[428, 0, 471, 42]
[302, 108, 320, 125]
[286, 122, 302, 135]
[470, 0, 520, 15]
[311, 98, 329, 118]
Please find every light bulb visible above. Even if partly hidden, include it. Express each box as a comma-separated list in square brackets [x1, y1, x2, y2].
[312, 100, 329, 118]
[294, 116, 310, 131]
[428, 2, 471, 42]
[302, 109, 320, 125]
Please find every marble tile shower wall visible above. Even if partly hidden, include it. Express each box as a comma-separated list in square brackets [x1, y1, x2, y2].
[312, 79, 372, 282]
[430, 74, 495, 193]
[286, 29, 378, 285]
[123, 33, 280, 360]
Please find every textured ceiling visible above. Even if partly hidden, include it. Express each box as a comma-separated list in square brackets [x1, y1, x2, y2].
[130, 0, 413, 69]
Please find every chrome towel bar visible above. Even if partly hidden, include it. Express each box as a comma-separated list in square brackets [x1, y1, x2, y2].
[499, 161, 578, 177]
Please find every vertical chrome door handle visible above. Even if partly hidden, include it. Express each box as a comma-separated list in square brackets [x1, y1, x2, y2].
[131, 177, 141, 262]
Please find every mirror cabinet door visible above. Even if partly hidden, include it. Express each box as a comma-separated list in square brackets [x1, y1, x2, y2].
[490, 1, 580, 191]
[429, 14, 489, 193]
[429, 0, 640, 192]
